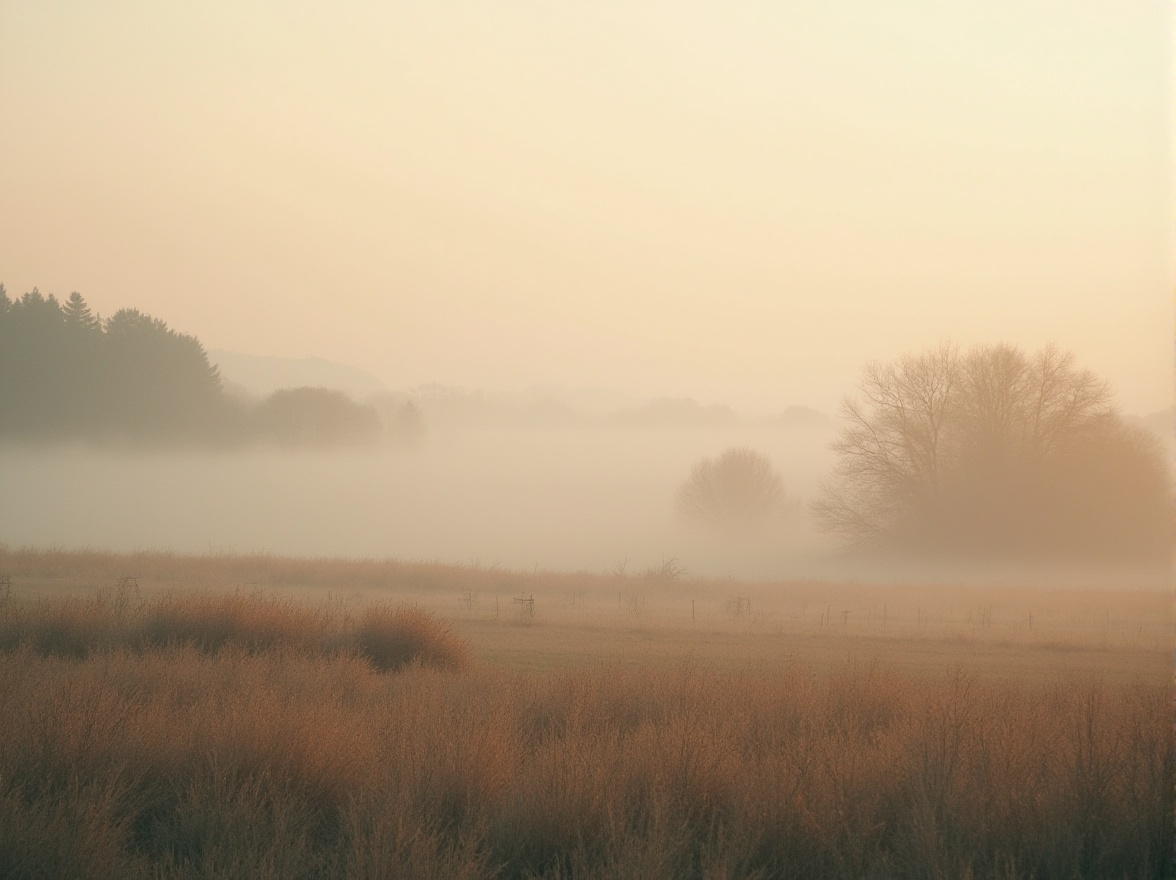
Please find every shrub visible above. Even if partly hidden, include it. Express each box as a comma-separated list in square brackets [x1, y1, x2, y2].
[354, 604, 471, 672]
[638, 557, 687, 582]
[675, 447, 788, 532]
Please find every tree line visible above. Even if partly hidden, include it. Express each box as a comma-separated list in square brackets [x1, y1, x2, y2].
[6, 285, 1168, 566]
[0, 286, 382, 447]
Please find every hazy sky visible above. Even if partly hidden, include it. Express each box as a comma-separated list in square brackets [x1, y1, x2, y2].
[1, 1, 1170, 413]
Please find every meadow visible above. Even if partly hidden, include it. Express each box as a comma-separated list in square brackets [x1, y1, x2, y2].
[0, 547, 1170, 879]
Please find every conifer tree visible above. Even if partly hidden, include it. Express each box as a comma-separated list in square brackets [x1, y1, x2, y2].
[62, 291, 100, 331]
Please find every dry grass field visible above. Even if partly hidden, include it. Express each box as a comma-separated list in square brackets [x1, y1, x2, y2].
[0, 547, 1170, 879]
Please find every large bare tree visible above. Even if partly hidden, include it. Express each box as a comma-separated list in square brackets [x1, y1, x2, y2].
[813, 343, 1170, 564]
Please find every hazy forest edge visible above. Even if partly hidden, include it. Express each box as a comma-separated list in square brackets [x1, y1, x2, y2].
[0, 286, 389, 448]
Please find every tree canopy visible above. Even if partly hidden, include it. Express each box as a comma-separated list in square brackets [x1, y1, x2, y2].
[813, 343, 1171, 566]
[675, 447, 788, 532]
[0, 287, 228, 443]
[0, 286, 383, 448]
[255, 387, 382, 448]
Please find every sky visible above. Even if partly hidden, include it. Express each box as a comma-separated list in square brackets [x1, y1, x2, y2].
[1, 1, 1171, 414]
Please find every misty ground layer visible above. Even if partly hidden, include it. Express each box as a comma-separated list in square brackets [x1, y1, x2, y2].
[0, 551, 1170, 879]
[3, 435, 1169, 588]
[0, 433, 836, 579]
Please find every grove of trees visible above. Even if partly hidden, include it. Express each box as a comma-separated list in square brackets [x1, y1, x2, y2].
[255, 387, 382, 448]
[0, 287, 230, 443]
[0, 286, 383, 448]
[812, 343, 1171, 567]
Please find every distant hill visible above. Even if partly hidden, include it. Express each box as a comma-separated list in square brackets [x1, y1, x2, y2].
[208, 349, 387, 400]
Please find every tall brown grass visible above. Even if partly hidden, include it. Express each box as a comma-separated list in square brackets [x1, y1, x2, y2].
[0, 588, 470, 672]
[0, 592, 1169, 879]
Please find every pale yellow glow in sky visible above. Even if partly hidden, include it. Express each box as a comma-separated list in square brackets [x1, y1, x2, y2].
[1, 1, 1170, 412]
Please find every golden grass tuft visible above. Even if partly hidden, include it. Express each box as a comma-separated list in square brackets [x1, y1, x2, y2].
[355, 603, 472, 672]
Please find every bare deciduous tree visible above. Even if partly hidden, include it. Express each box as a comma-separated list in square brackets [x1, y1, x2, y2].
[675, 447, 788, 531]
[813, 343, 1171, 565]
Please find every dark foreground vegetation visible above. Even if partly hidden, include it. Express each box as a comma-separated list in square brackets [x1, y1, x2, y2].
[0, 586, 1169, 880]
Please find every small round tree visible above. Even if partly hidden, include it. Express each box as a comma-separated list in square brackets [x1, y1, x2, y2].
[675, 447, 788, 532]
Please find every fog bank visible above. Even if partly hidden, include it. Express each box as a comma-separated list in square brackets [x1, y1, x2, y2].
[0, 426, 836, 579]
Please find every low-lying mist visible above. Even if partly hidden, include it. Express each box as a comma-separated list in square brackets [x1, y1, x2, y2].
[3, 292, 1167, 586]
[4, 421, 1166, 589]
[0, 425, 840, 580]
